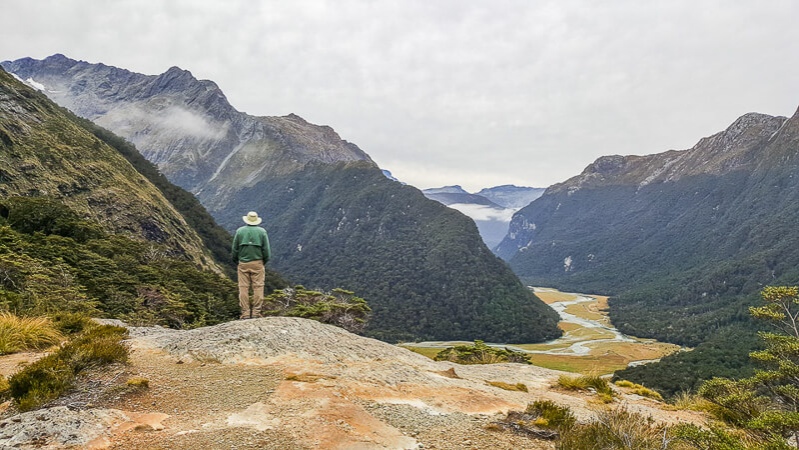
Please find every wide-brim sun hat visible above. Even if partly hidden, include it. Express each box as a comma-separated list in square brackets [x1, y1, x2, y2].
[242, 211, 262, 225]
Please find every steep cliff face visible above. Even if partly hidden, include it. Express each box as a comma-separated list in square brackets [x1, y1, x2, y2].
[2, 55, 561, 343]
[0, 67, 217, 269]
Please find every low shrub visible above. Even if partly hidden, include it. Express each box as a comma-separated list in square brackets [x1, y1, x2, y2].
[8, 324, 128, 411]
[0, 312, 62, 355]
[675, 422, 792, 449]
[556, 407, 673, 450]
[51, 312, 93, 335]
[263, 287, 371, 333]
[8, 354, 74, 411]
[434, 340, 532, 365]
[526, 400, 576, 431]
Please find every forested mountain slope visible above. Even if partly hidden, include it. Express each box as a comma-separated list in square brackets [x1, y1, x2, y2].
[497, 108, 799, 394]
[0, 68, 215, 268]
[2, 55, 561, 343]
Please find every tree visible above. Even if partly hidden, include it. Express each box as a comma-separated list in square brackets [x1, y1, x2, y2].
[263, 286, 371, 333]
[700, 286, 799, 446]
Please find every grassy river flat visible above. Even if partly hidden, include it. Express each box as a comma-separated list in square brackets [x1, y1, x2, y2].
[401, 287, 681, 375]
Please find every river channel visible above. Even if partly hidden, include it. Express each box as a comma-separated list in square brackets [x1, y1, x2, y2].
[402, 287, 681, 374]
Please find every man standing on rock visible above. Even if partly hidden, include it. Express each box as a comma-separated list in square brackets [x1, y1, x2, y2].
[232, 211, 271, 319]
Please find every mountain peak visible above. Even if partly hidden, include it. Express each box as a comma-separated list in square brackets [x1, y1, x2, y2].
[422, 185, 468, 195]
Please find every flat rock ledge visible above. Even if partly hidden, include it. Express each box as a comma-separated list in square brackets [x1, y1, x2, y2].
[0, 406, 129, 449]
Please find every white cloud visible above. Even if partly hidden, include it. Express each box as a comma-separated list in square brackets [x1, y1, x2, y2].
[447, 204, 518, 223]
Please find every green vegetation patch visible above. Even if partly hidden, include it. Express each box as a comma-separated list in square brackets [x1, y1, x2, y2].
[0, 197, 272, 328]
[7, 323, 128, 411]
[0, 312, 62, 354]
[264, 286, 370, 333]
[434, 340, 532, 365]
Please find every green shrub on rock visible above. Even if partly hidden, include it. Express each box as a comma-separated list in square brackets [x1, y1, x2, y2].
[434, 340, 532, 365]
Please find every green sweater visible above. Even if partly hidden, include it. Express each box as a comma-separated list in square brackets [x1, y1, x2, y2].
[231, 225, 271, 263]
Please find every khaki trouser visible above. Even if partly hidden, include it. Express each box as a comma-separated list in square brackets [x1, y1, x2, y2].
[238, 260, 265, 319]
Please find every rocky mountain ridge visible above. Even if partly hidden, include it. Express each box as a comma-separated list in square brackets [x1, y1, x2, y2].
[2, 54, 374, 208]
[544, 112, 786, 197]
[496, 104, 799, 394]
[0, 67, 216, 269]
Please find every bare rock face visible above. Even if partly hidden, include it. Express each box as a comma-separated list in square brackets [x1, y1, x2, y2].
[0, 407, 129, 449]
[0, 317, 708, 449]
[131, 317, 441, 375]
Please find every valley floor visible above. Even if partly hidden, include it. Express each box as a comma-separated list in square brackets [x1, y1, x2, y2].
[405, 288, 681, 374]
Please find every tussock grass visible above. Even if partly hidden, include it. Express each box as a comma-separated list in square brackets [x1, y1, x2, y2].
[557, 374, 613, 396]
[0, 375, 9, 398]
[671, 391, 714, 412]
[614, 379, 664, 401]
[285, 372, 335, 382]
[526, 400, 576, 431]
[8, 324, 128, 411]
[126, 376, 149, 390]
[486, 381, 528, 392]
[0, 313, 63, 355]
[557, 407, 674, 449]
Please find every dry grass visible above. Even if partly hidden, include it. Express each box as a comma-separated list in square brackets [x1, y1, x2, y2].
[557, 374, 614, 399]
[126, 377, 150, 389]
[614, 379, 663, 401]
[671, 391, 714, 412]
[285, 372, 335, 382]
[399, 346, 444, 360]
[486, 381, 528, 392]
[563, 302, 605, 322]
[0, 313, 63, 355]
[559, 407, 675, 449]
[558, 322, 582, 332]
[532, 289, 580, 304]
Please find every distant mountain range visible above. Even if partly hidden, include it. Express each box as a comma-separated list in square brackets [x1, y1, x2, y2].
[422, 185, 544, 250]
[2, 55, 561, 343]
[496, 107, 799, 395]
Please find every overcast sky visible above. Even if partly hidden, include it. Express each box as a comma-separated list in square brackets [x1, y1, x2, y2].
[3, 1, 799, 191]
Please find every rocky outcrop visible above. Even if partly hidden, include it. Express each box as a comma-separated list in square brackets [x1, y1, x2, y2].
[0, 317, 709, 449]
